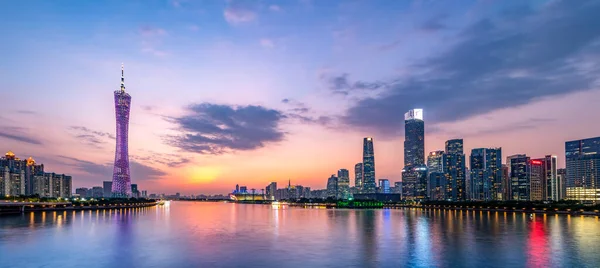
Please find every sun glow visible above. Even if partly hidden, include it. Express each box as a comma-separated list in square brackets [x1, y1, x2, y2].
[184, 166, 222, 184]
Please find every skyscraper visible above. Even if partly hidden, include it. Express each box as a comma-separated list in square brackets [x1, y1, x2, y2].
[469, 148, 502, 201]
[337, 169, 350, 200]
[444, 139, 466, 201]
[112, 65, 132, 198]
[404, 109, 425, 167]
[565, 137, 600, 204]
[557, 168, 566, 200]
[427, 151, 445, 173]
[354, 163, 363, 189]
[378, 179, 390, 193]
[327, 175, 338, 199]
[544, 155, 558, 201]
[402, 109, 427, 201]
[362, 137, 376, 194]
[531, 155, 557, 201]
[529, 159, 545, 201]
[510, 155, 530, 201]
[427, 150, 446, 200]
[506, 154, 526, 200]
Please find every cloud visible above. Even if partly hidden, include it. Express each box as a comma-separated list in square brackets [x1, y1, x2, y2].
[320, 73, 386, 95]
[167, 103, 286, 154]
[269, 5, 281, 12]
[341, 0, 600, 136]
[16, 110, 37, 115]
[57, 156, 166, 181]
[281, 98, 333, 126]
[418, 14, 447, 32]
[0, 127, 43, 145]
[139, 26, 167, 37]
[260, 38, 275, 48]
[224, 0, 257, 24]
[141, 105, 156, 112]
[130, 152, 191, 168]
[69, 126, 115, 148]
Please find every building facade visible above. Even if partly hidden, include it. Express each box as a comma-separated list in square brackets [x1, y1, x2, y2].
[112, 65, 132, 197]
[444, 139, 466, 201]
[402, 109, 427, 201]
[354, 163, 363, 189]
[362, 137, 376, 194]
[565, 137, 600, 204]
[337, 169, 350, 199]
[469, 148, 502, 201]
[510, 155, 531, 201]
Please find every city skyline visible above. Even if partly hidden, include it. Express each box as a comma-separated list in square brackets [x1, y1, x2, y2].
[2, 0, 600, 194]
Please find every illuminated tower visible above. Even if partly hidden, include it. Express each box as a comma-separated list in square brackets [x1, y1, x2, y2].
[362, 137, 376, 194]
[111, 64, 132, 197]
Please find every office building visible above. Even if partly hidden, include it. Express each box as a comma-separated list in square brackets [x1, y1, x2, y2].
[362, 137, 376, 194]
[427, 151, 444, 173]
[103, 181, 112, 198]
[469, 148, 502, 201]
[402, 109, 427, 200]
[378, 179, 390, 194]
[557, 168, 566, 200]
[337, 169, 350, 199]
[91, 187, 104, 198]
[444, 139, 466, 201]
[112, 65, 133, 197]
[506, 154, 526, 200]
[404, 109, 425, 166]
[427, 150, 446, 200]
[529, 159, 545, 201]
[327, 175, 338, 198]
[1, 151, 71, 198]
[565, 137, 600, 204]
[354, 163, 363, 189]
[544, 155, 558, 201]
[510, 155, 530, 201]
[530, 155, 557, 201]
[502, 164, 509, 201]
[76, 187, 89, 198]
[266, 182, 277, 200]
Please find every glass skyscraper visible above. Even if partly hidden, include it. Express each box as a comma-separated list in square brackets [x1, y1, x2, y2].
[112, 65, 132, 197]
[469, 148, 502, 201]
[362, 137, 376, 194]
[565, 137, 600, 204]
[337, 169, 350, 199]
[403, 109, 425, 167]
[354, 163, 363, 189]
[444, 139, 466, 201]
[402, 109, 427, 201]
[510, 155, 530, 201]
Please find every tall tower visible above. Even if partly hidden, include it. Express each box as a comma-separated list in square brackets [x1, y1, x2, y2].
[404, 109, 425, 167]
[112, 64, 132, 197]
[362, 137, 376, 193]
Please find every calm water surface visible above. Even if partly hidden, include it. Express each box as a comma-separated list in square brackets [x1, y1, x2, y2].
[1, 202, 599, 268]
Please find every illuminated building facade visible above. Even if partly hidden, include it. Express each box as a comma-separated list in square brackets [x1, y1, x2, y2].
[510, 155, 530, 201]
[112, 65, 132, 197]
[427, 150, 446, 200]
[529, 159, 545, 201]
[327, 175, 338, 198]
[404, 109, 425, 167]
[337, 169, 350, 199]
[378, 179, 390, 194]
[354, 162, 363, 189]
[565, 137, 600, 204]
[362, 137, 376, 194]
[444, 139, 466, 201]
[469, 148, 502, 201]
[1, 151, 48, 197]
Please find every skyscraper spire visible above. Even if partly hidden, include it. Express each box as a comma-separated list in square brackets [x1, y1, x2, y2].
[120, 63, 126, 92]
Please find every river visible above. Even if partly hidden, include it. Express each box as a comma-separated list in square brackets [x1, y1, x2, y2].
[0, 201, 599, 268]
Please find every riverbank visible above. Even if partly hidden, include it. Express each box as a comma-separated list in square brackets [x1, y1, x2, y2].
[0, 201, 158, 215]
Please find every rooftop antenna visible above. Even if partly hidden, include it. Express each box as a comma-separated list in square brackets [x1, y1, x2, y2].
[120, 63, 126, 92]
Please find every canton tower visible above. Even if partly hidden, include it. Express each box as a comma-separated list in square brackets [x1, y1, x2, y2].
[111, 64, 132, 197]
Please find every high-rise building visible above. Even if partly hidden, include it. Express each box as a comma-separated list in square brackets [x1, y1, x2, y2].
[266, 182, 277, 200]
[501, 164, 509, 201]
[76, 187, 89, 198]
[565, 137, 600, 204]
[402, 109, 427, 201]
[1, 152, 53, 197]
[103, 181, 112, 198]
[557, 168, 566, 200]
[544, 155, 558, 201]
[510, 155, 530, 201]
[427, 151, 445, 173]
[131, 184, 139, 198]
[427, 150, 446, 200]
[404, 109, 425, 167]
[354, 163, 363, 189]
[469, 148, 502, 201]
[337, 169, 350, 199]
[378, 179, 390, 194]
[402, 166, 428, 201]
[444, 139, 466, 201]
[327, 175, 338, 198]
[506, 154, 526, 200]
[531, 155, 557, 201]
[91, 187, 104, 198]
[112, 64, 132, 198]
[529, 159, 545, 201]
[362, 137, 376, 194]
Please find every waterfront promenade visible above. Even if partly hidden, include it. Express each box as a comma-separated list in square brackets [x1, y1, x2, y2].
[0, 200, 158, 215]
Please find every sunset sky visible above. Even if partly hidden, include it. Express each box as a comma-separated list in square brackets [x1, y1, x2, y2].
[1, 0, 600, 194]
